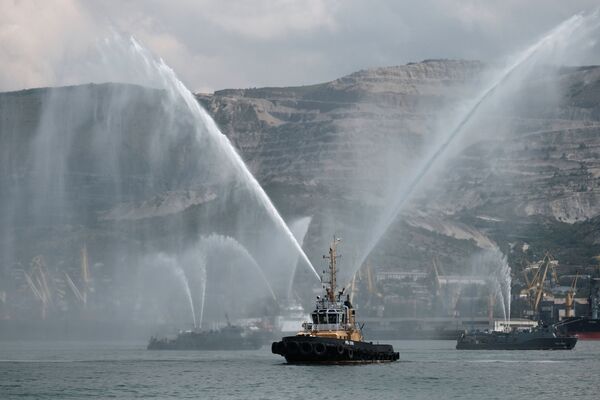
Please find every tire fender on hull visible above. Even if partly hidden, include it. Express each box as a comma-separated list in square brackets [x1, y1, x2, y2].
[313, 342, 327, 356]
[274, 341, 285, 354]
[285, 341, 299, 355]
[300, 342, 313, 355]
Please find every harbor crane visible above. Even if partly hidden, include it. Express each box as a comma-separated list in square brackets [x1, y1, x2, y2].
[522, 252, 558, 317]
[565, 272, 579, 318]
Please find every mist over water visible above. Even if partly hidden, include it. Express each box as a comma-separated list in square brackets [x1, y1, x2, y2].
[136, 234, 280, 329]
[0, 35, 317, 332]
[197, 233, 277, 302]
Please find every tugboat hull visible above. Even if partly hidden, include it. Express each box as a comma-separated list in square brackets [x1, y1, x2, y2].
[272, 336, 399, 364]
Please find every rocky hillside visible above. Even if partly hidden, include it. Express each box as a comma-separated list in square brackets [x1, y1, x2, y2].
[1, 59, 600, 287]
[196, 60, 600, 277]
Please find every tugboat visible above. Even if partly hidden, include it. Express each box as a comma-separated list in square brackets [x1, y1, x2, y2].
[456, 324, 577, 350]
[148, 316, 263, 350]
[271, 237, 399, 364]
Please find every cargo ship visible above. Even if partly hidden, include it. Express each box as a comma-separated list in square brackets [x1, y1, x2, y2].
[148, 321, 263, 350]
[271, 237, 399, 364]
[556, 317, 600, 339]
[555, 274, 600, 339]
[456, 324, 577, 350]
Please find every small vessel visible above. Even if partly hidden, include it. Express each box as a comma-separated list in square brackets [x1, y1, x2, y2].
[456, 325, 577, 350]
[148, 320, 263, 350]
[271, 237, 399, 364]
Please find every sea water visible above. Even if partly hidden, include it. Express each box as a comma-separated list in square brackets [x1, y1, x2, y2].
[1, 340, 598, 399]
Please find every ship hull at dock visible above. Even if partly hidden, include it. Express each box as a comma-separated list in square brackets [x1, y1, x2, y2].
[456, 334, 577, 350]
[271, 336, 399, 364]
[557, 317, 600, 340]
[574, 332, 600, 340]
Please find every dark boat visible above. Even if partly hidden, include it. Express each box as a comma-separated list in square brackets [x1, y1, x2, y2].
[271, 237, 399, 364]
[456, 325, 577, 350]
[148, 323, 263, 350]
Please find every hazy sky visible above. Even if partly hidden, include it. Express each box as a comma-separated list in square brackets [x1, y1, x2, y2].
[1, 0, 599, 93]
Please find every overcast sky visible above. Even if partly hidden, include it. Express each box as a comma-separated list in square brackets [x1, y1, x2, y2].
[1, 0, 599, 93]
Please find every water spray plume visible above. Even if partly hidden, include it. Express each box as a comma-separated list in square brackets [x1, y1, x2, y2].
[152, 254, 197, 328]
[172, 264, 197, 329]
[286, 216, 313, 299]
[471, 248, 511, 321]
[198, 259, 207, 329]
[200, 234, 278, 301]
[127, 37, 319, 280]
[355, 11, 599, 274]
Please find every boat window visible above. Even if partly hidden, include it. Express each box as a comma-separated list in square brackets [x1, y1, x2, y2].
[311, 313, 318, 324]
[317, 310, 327, 324]
[328, 313, 338, 324]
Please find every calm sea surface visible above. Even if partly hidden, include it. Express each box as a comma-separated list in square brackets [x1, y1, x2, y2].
[1, 340, 598, 399]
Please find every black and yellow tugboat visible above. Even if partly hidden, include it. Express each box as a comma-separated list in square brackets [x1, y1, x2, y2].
[271, 237, 399, 364]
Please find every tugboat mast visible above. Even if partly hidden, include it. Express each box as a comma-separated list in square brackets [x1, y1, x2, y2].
[323, 237, 340, 302]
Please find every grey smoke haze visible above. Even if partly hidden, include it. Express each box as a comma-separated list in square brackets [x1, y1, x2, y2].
[1, 0, 600, 93]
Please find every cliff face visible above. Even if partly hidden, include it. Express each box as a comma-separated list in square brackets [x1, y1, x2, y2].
[198, 60, 484, 188]
[197, 60, 600, 273]
[5, 60, 600, 325]
[2, 60, 600, 283]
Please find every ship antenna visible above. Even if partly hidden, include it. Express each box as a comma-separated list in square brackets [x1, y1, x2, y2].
[323, 236, 341, 302]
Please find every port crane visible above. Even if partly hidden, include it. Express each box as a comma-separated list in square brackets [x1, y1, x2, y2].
[23, 256, 54, 319]
[348, 260, 382, 306]
[64, 244, 92, 308]
[565, 272, 579, 318]
[522, 253, 558, 317]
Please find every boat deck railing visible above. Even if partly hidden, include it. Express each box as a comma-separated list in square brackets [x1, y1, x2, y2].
[302, 322, 360, 332]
